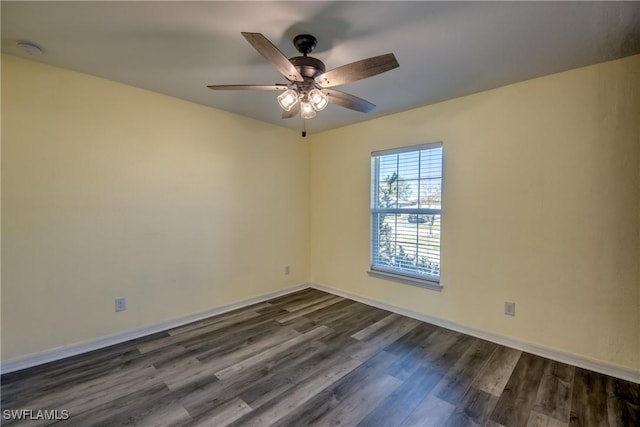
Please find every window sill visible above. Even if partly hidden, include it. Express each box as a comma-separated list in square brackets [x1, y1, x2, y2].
[367, 269, 443, 291]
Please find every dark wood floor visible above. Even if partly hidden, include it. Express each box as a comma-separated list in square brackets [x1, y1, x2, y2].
[1, 289, 638, 426]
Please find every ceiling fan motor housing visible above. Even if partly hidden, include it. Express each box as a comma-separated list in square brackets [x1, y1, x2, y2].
[289, 56, 326, 79]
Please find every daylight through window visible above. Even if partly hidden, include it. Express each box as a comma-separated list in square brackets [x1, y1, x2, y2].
[371, 142, 443, 284]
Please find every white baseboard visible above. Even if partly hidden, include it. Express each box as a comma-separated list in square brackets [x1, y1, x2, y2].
[311, 283, 640, 384]
[1, 284, 309, 375]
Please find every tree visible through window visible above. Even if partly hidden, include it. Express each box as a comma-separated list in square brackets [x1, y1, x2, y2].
[371, 143, 443, 283]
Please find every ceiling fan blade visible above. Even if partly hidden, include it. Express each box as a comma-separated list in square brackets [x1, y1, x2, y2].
[315, 53, 399, 88]
[282, 103, 300, 119]
[323, 89, 376, 113]
[242, 32, 304, 82]
[207, 84, 288, 91]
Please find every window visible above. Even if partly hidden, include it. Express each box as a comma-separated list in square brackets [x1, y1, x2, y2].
[370, 142, 443, 286]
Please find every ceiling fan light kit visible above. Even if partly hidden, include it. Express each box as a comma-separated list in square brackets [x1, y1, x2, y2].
[208, 32, 399, 136]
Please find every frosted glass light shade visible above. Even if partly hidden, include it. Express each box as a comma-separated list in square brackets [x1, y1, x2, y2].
[308, 88, 328, 111]
[300, 101, 316, 119]
[277, 89, 299, 111]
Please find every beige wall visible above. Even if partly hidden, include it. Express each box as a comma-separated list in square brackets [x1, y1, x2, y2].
[1, 55, 310, 360]
[309, 55, 640, 371]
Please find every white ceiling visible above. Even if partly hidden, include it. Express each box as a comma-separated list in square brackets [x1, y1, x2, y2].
[2, 1, 640, 134]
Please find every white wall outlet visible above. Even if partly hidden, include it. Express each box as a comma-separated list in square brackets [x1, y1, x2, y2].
[115, 297, 126, 312]
[504, 301, 515, 316]
[284, 265, 290, 275]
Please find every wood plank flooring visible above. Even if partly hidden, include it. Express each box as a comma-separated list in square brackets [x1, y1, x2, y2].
[2, 289, 638, 426]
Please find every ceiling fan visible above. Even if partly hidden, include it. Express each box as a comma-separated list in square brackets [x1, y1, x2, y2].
[207, 32, 399, 136]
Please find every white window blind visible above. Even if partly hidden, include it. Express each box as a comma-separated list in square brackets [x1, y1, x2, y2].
[371, 142, 443, 284]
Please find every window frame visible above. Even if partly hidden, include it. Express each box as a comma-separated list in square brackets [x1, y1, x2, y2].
[369, 142, 443, 290]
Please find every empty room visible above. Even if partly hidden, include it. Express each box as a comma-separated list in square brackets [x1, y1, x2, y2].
[1, 1, 639, 426]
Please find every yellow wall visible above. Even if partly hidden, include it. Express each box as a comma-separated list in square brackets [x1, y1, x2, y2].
[1, 55, 310, 360]
[309, 55, 640, 371]
[2, 53, 638, 372]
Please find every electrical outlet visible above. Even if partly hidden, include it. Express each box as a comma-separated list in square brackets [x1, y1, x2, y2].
[284, 265, 290, 275]
[115, 297, 126, 312]
[504, 301, 515, 316]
